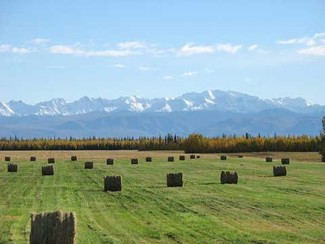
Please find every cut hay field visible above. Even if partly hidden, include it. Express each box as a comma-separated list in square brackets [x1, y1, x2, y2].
[0, 151, 324, 243]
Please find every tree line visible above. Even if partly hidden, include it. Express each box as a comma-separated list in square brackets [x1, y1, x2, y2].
[0, 133, 321, 153]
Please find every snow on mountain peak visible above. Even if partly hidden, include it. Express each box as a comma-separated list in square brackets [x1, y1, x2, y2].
[0, 89, 323, 116]
[207, 90, 215, 100]
[0, 102, 14, 116]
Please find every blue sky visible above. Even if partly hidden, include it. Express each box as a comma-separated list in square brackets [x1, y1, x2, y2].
[0, 0, 325, 104]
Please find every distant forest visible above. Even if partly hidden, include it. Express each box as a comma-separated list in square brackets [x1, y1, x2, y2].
[0, 133, 321, 153]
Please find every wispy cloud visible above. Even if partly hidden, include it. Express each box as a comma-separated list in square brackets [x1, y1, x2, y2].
[277, 32, 325, 57]
[247, 44, 268, 54]
[297, 45, 325, 56]
[177, 43, 242, 56]
[117, 41, 147, 49]
[182, 71, 198, 77]
[49, 45, 138, 57]
[163, 75, 174, 80]
[277, 32, 325, 46]
[139, 66, 155, 71]
[177, 44, 215, 56]
[215, 43, 242, 54]
[110, 64, 127, 68]
[247, 44, 258, 51]
[0, 44, 31, 54]
[31, 38, 50, 46]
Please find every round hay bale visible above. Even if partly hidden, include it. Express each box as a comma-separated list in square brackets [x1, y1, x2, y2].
[281, 158, 290, 165]
[167, 173, 183, 187]
[7, 163, 18, 172]
[220, 171, 238, 184]
[30, 156, 36, 161]
[196, 155, 201, 159]
[71, 156, 77, 161]
[131, 158, 138, 165]
[104, 175, 122, 192]
[84, 161, 93, 169]
[266, 157, 273, 162]
[42, 165, 54, 176]
[237, 155, 244, 158]
[145, 157, 152, 162]
[220, 155, 227, 160]
[273, 166, 287, 177]
[190, 154, 196, 159]
[5, 156, 10, 162]
[179, 155, 186, 160]
[106, 158, 114, 165]
[48, 158, 55, 164]
[168, 156, 174, 162]
[30, 210, 76, 244]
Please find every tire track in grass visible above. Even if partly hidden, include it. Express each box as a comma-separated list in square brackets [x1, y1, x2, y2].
[6, 161, 45, 242]
[71, 163, 119, 243]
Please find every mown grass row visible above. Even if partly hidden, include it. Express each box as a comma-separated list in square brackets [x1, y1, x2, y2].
[0, 153, 324, 243]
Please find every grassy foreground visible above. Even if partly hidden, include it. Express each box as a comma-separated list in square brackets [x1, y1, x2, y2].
[0, 151, 324, 243]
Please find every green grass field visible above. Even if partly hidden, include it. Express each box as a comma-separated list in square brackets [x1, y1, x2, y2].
[0, 151, 324, 243]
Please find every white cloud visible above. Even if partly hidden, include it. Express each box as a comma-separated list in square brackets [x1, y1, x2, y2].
[177, 43, 215, 56]
[246, 44, 268, 54]
[277, 38, 315, 46]
[31, 38, 50, 45]
[247, 44, 258, 51]
[117, 41, 146, 49]
[182, 71, 198, 77]
[49, 45, 138, 57]
[163, 75, 174, 80]
[111, 64, 127, 68]
[0, 44, 31, 54]
[277, 32, 325, 46]
[297, 45, 325, 56]
[177, 43, 242, 56]
[215, 43, 242, 53]
[139, 66, 155, 71]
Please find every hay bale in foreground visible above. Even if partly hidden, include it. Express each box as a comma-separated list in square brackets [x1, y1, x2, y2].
[167, 173, 183, 187]
[273, 166, 287, 177]
[106, 158, 114, 165]
[168, 156, 174, 162]
[131, 158, 138, 164]
[266, 157, 273, 162]
[7, 163, 18, 172]
[281, 158, 290, 164]
[30, 210, 76, 244]
[42, 165, 54, 176]
[104, 175, 122, 192]
[220, 171, 238, 184]
[84, 161, 93, 169]
[179, 155, 185, 160]
[190, 154, 196, 159]
[5, 156, 10, 162]
[220, 155, 227, 160]
[145, 157, 152, 162]
[48, 158, 55, 164]
[71, 156, 77, 161]
[30, 156, 36, 161]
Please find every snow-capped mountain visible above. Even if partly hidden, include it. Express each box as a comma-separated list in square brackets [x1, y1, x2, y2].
[0, 90, 324, 117]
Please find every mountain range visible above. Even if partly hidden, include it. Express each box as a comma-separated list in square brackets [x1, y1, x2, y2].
[0, 90, 324, 138]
